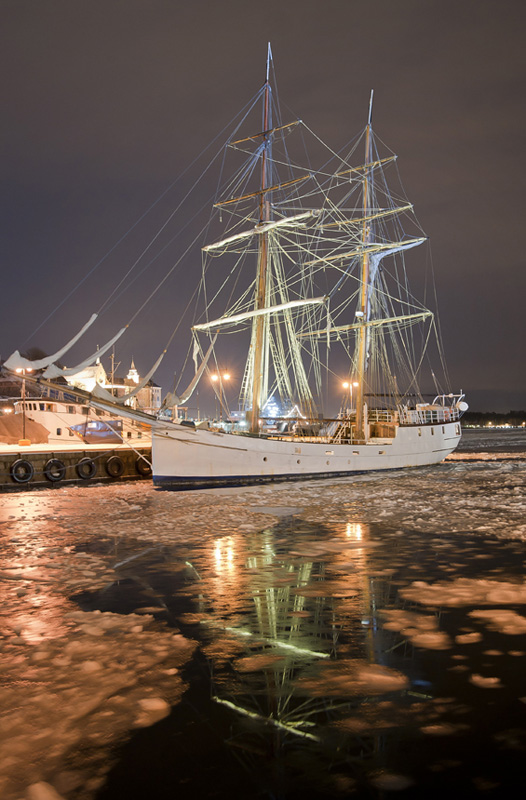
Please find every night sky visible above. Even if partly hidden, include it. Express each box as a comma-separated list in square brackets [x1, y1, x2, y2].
[1, 0, 525, 412]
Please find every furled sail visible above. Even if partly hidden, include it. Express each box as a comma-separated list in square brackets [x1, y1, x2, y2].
[202, 211, 319, 253]
[90, 351, 166, 405]
[43, 326, 127, 379]
[192, 297, 327, 332]
[3, 313, 98, 371]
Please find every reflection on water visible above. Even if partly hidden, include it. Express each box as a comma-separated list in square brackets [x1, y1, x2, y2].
[0, 494, 74, 643]
[88, 511, 526, 799]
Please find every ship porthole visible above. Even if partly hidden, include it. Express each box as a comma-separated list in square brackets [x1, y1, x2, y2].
[297, 459, 301, 464]
[135, 456, 152, 476]
[10, 459, 34, 484]
[44, 458, 66, 482]
[263, 456, 268, 462]
[105, 456, 125, 478]
[76, 457, 97, 480]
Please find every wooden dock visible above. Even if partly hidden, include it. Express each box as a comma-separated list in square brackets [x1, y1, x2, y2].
[0, 442, 152, 491]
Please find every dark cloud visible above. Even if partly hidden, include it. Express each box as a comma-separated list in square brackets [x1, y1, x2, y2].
[1, 0, 525, 411]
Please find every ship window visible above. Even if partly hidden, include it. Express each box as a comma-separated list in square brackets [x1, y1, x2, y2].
[431, 428, 435, 435]
[39, 403, 45, 411]
[81, 406, 89, 414]
[325, 450, 334, 455]
[297, 459, 301, 464]
[442, 426, 445, 434]
[353, 450, 359, 455]
[69, 430, 74, 436]
[56, 428, 62, 435]
[456, 424, 461, 435]
[67, 406, 75, 414]
[263, 457, 267, 462]
[418, 428, 422, 436]
[378, 450, 385, 454]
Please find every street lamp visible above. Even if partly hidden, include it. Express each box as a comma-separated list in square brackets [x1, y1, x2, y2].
[15, 367, 33, 445]
[211, 372, 231, 420]
[342, 380, 359, 411]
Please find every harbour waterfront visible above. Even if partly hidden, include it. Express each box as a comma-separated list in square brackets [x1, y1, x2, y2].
[0, 428, 525, 799]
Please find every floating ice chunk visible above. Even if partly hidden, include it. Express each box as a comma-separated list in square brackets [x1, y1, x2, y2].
[401, 579, 526, 607]
[421, 722, 470, 736]
[382, 610, 451, 650]
[297, 661, 408, 697]
[468, 609, 526, 635]
[26, 782, 66, 800]
[455, 632, 483, 644]
[357, 664, 410, 693]
[370, 771, 414, 791]
[138, 697, 170, 712]
[134, 697, 171, 727]
[80, 660, 101, 673]
[410, 631, 452, 650]
[79, 624, 104, 637]
[235, 654, 288, 672]
[469, 674, 502, 689]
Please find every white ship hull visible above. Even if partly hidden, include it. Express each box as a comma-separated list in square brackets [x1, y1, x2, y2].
[152, 420, 461, 490]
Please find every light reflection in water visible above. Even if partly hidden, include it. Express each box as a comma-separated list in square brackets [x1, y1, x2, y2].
[346, 521, 363, 541]
[213, 536, 236, 573]
[186, 517, 381, 755]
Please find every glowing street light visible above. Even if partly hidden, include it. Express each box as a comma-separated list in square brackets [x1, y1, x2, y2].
[211, 371, 231, 419]
[342, 379, 359, 409]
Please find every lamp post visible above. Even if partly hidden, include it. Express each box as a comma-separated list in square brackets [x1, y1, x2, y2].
[211, 372, 231, 420]
[342, 380, 359, 412]
[15, 367, 33, 445]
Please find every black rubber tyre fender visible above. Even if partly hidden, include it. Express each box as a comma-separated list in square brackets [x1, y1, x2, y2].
[105, 455, 125, 478]
[76, 457, 97, 480]
[44, 458, 67, 482]
[135, 455, 152, 476]
[10, 459, 34, 484]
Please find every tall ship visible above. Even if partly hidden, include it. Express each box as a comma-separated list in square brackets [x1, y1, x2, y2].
[151, 49, 466, 488]
[3, 48, 467, 488]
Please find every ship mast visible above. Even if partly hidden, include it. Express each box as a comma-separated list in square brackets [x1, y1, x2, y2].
[249, 45, 272, 433]
[354, 91, 374, 441]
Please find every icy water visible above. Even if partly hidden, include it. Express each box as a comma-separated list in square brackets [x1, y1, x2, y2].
[0, 428, 525, 799]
